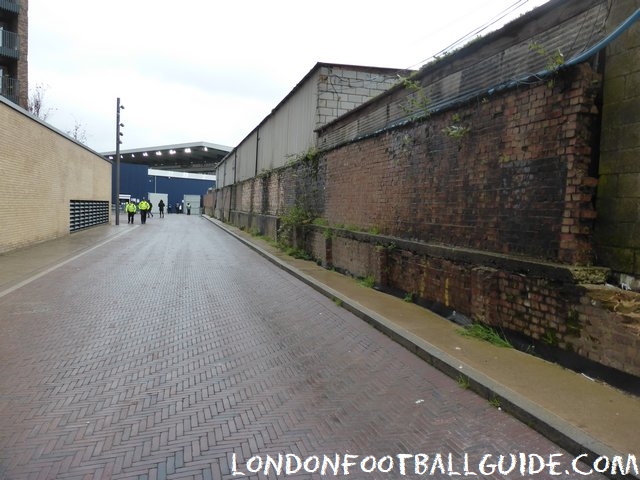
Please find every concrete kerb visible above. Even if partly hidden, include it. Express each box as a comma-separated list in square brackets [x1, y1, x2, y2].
[203, 216, 637, 480]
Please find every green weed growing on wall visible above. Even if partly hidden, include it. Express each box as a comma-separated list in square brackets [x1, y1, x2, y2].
[399, 76, 431, 120]
[442, 113, 470, 139]
[529, 41, 565, 87]
[278, 146, 323, 250]
[529, 41, 565, 70]
[541, 328, 559, 346]
[287, 147, 321, 180]
[278, 203, 314, 244]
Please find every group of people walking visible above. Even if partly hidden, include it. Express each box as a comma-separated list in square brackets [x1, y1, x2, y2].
[171, 202, 191, 215]
[123, 198, 194, 224]
[124, 198, 166, 224]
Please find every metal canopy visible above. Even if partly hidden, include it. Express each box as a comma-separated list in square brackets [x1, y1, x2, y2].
[103, 141, 232, 174]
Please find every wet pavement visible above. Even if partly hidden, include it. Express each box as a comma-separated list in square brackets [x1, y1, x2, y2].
[0, 214, 634, 479]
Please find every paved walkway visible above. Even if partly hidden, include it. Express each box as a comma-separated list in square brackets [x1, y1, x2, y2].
[0, 214, 636, 479]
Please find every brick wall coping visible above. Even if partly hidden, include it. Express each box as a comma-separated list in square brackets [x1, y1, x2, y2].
[307, 225, 609, 285]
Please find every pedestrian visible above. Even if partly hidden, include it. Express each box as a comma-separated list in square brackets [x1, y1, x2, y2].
[158, 199, 165, 218]
[187, 202, 191, 215]
[148, 201, 153, 218]
[168, 203, 172, 214]
[125, 198, 137, 224]
[176, 202, 181, 214]
[138, 198, 151, 224]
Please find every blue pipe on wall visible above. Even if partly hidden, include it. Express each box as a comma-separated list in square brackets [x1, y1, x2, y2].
[488, 7, 640, 95]
[563, 7, 640, 68]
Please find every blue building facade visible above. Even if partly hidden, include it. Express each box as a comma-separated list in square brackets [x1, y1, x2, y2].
[112, 162, 215, 211]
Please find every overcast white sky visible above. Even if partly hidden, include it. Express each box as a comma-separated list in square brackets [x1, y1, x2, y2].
[28, 0, 551, 153]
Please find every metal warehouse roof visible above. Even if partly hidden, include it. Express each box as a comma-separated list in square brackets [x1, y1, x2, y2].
[103, 141, 232, 174]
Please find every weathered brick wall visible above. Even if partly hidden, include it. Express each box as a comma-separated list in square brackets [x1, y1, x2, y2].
[324, 64, 600, 265]
[213, 187, 229, 220]
[304, 226, 640, 377]
[202, 190, 214, 216]
[250, 178, 261, 214]
[572, 286, 640, 374]
[257, 172, 284, 216]
[330, 236, 381, 281]
[307, 230, 330, 266]
[493, 274, 640, 377]
[0, 101, 111, 253]
[239, 180, 253, 213]
[219, 61, 640, 378]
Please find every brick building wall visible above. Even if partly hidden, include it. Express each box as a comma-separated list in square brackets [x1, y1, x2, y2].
[0, 100, 111, 253]
[17, 0, 28, 109]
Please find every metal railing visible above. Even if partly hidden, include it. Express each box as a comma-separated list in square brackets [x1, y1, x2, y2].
[0, 0, 20, 14]
[0, 75, 18, 104]
[0, 29, 19, 58]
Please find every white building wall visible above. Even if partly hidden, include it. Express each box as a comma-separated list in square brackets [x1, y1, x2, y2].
[217, 63, 409, 190]
[216, 154, 234, 189]
[235, 131, 258, 182]
[316, 65, 402, 129]
[258, 76, 318, 173]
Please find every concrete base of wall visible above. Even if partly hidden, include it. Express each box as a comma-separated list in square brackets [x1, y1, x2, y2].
[302, 225, 610, 284]
[292, 225, 640, 379]
[229, 211, 280, 240]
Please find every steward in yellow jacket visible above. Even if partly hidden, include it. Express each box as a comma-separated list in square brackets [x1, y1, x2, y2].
[138, 199, 151, 224]
[125, 200, 137, 224]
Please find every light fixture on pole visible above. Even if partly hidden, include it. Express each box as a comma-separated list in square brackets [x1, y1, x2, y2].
[115, 98, 124, 225]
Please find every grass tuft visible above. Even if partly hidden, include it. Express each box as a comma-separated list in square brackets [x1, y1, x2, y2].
[457, 374, 470, 389]
[358, 275, 375, 288]
[459, 323, 512, 348]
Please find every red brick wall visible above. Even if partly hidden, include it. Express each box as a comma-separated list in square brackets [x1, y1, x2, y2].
[215, 63, 640, 378]
[572, 287, 640, 374]
[223, 66, 601, 266]
[305, 230, 640, 377]
[324, 64, 600, 265]
[257, 172, 285, 216]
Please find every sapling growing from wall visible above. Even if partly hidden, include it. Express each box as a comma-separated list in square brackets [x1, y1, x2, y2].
[529, 41, 565, 87]
[399, 76, 431, 120]
[442, 113, 470, 139]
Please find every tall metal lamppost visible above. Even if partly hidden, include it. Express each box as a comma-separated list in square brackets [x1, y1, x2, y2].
[115, 98, 124, 225]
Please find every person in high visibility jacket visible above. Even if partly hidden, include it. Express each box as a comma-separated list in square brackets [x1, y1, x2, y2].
[125, 199, 137, 224]
[138, 198, 151, 224]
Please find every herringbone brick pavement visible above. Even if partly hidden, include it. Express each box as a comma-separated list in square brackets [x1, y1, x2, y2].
[0, 216, 607, 479]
